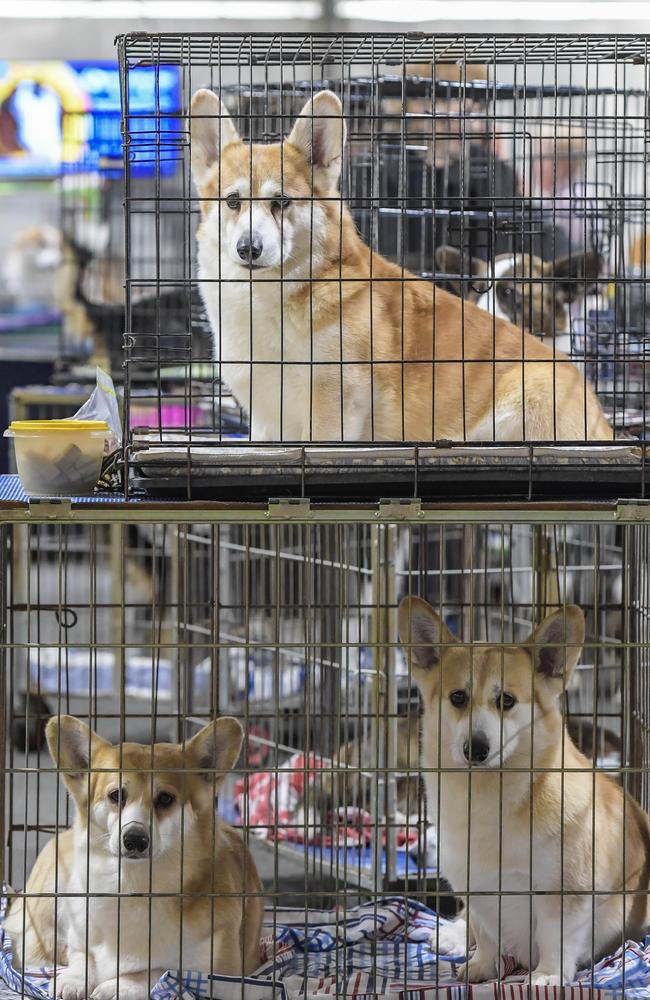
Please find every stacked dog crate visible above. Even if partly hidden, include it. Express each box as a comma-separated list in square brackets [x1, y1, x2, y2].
[1, 31, 650, 1000]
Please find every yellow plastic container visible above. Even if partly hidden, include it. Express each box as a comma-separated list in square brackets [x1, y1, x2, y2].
[4, 420, 109, 497]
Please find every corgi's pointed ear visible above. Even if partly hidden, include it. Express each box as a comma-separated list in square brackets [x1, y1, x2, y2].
[544, 250, 602, 303]
[46, 716, 110, 797]
[190, 89, 239, 187]
[287, 90, 346, 191]
[527, 605, 585, 688]
[186, 716, 243, 784]
[435, 246, 490, 298]
[398, 596, 457, 674]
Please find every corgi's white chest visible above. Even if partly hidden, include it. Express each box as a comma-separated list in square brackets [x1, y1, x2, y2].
[424, 766, 556, 967]
[198, 252, 322, 440]
[427, 772, 533, 888]
[65, 852, 214, 975]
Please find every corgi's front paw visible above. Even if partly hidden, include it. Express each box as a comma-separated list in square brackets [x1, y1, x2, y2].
[90, 980, 141, 1000]
[54, 970, 93, 999]
[431, 919, 468, 956]
[456, 953, 497, 983]
[89, 983, 116, 1000]
[529, 970, 563, 987]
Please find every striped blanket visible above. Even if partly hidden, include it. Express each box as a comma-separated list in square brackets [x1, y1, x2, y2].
[2, 894, 650, 999]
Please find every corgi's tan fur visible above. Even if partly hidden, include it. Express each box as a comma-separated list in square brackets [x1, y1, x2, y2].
[190, 88, 612, 443]
[5, 715, 262, 1000]
[398, 597, 650, 985]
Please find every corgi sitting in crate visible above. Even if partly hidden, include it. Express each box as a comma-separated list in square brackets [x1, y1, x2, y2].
[190, 88, 612, 442]
[5, 715, 262, 1000]
[398, 597, 650, 986]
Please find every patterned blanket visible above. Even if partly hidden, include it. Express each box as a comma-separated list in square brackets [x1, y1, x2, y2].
[234, 751, 420, 850]
[2, 894, 650, 999]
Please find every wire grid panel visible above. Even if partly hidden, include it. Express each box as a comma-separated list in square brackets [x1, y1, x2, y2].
[59, 107, 215, 386]
[118, 32, 648, 500]
[6, 522, 175, 706]
[57, 110, 125, 364]
[55, 103, 218, 435]
[1, 512, 649, 997]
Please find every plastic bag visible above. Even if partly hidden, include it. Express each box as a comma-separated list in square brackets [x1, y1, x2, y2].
[68, 366, 122, 456]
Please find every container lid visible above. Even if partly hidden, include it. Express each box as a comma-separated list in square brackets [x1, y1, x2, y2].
[8, 420, 109, 432]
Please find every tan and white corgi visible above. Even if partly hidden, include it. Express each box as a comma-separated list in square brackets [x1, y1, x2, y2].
[398, 597, 650, 985]
[5, 715, 263, 1000]
[190, 88, 612, 443]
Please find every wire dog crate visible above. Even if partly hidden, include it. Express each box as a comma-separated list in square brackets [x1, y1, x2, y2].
[0, 496, 648, 998]
[116, 32, 650, 501]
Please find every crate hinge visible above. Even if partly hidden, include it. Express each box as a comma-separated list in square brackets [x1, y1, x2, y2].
[376, 498, 423, 519]
[27, 498, 72, 519]
[616, 499, 650, 521]
[266, 497, 311, 519]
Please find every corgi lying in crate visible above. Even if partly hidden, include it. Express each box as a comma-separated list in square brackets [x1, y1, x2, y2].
[398, 597, 650, 985]
[5, 715, 262, 1000]
[190, 89, 612, 443]
[435, 245, 602, 354]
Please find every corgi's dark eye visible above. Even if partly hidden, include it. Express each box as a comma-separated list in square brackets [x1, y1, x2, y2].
[225, 192, 241, 211]
[108, 787, 126, 806]
[156, 791, 175, 809]
[497, 692, 517, 711]
[449, 690, 468, 708]
[272, 195, 290, 211]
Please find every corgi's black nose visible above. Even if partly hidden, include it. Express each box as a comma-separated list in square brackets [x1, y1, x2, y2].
[463, 733, 490, 764]
[122, 825, 150, 856]
[237, 234, 263, 263]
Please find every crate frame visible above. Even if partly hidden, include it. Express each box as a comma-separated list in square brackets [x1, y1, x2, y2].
[115, 31, 650, 502]
[1, 492, 648, 886]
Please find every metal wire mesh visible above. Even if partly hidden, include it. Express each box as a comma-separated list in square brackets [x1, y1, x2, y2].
[2, 507, 649, 996]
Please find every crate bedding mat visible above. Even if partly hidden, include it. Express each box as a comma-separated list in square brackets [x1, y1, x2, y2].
[2, 895, 650, 1000]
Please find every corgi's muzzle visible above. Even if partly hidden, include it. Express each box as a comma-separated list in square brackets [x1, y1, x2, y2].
[121, 822, 150, 859]
[463, 731, 490, 765]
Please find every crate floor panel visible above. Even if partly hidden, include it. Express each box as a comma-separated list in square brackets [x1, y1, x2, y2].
[130, 437, 645, 502]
